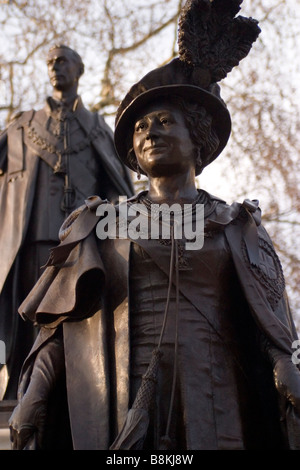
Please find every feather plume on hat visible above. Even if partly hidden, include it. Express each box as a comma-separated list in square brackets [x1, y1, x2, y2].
[177, 0, 261, 84]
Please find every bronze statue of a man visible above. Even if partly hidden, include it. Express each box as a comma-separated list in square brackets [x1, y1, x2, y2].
[8, 0, 300, 451]
[0, 45, 133, 400]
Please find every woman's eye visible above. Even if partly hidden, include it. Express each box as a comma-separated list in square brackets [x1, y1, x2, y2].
[161, 116, 173, 125]
[135, 122, 146, 131]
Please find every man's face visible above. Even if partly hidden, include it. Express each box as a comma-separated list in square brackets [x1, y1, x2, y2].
[47, 48, 80, 91]
[133, 100, 195, 177]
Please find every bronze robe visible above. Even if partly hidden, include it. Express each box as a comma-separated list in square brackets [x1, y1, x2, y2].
[16, 192, 300, 450]
[0, 99, 133, 398]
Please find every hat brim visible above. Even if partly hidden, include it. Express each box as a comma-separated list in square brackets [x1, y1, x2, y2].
[114, 84, 231, 175]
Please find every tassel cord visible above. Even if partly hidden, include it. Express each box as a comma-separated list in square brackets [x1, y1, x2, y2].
[164, 228, 180, 440]
[157, 225, 176, 350]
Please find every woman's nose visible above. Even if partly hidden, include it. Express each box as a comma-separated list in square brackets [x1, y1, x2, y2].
[146, 121, 159, 138]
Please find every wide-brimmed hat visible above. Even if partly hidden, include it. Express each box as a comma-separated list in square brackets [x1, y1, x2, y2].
[114, 60, 231, 175]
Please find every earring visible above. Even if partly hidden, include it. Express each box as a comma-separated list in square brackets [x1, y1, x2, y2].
[127, 148, 141, 179]
[195, 148, 202, 169]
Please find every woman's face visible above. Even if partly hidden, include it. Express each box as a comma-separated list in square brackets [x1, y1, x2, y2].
[132, 101, 196, 177]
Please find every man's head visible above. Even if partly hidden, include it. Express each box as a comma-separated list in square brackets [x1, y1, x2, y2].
[46, 45, 84, 92]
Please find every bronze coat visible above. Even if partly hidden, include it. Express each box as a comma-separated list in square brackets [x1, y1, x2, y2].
[0, 100, 133, 398]
[17, 193, 300, 449]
